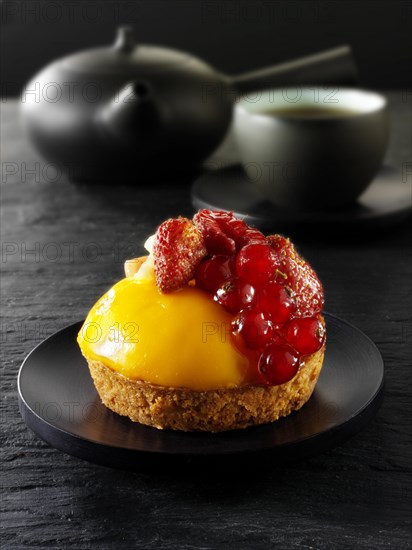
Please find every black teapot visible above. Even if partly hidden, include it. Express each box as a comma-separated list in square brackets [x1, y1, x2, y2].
[21, 27, 357, 182]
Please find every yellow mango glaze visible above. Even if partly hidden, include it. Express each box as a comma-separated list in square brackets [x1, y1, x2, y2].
[77, 277, 251, 390]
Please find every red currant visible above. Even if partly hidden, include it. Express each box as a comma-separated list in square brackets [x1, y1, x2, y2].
[283, 317, 325, 355]
[259, 282, 297, 323]
[232, 309, 273, 349]
[195, 255, 235, 294]
[258, 343, 300, 385]
[215, 278, 256, 313]
[236, 243, 279, 286]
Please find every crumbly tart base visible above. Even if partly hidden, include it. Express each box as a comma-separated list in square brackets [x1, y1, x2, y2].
[86, 347, 324, 432]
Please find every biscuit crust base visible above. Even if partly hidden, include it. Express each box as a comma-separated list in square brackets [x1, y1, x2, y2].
[87, 347, 324, 432]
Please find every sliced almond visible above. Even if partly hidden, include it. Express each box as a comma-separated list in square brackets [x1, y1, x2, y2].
[124, 256, 148, 278]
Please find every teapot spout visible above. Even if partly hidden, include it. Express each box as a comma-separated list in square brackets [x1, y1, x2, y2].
[98, 81, 159, 145]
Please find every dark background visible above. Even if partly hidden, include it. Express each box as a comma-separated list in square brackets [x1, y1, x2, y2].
[1, 2, 412, 549]
[1, 0, 412, 96]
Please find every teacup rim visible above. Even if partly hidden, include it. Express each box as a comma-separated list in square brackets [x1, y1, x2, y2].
[236, 87, 387, 119]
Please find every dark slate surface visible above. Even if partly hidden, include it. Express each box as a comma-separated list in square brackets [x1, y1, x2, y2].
[1, 93, 411, 549]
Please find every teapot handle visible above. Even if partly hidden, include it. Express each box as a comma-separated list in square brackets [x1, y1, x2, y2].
[231, 45, 358, 94]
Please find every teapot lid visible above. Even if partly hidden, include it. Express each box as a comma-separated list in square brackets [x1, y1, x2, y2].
[61, 26, 193, 74]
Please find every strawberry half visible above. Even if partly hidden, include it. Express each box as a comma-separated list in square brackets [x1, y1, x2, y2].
[153, 217, 207, 292]
[193, 210, 265, 255]
[267, 234, 324, 317]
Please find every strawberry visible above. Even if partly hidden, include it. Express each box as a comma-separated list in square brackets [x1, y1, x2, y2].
[266, 234, 292, 254]
[267, 234, 324, 317]
[193, 210, 236, 255]
[153, 217, 206, 292]
[193, 210, 265, 255]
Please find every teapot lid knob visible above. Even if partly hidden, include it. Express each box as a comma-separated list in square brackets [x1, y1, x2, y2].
[114, 26, 135, 53]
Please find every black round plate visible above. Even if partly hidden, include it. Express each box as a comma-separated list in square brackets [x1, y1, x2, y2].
[18, 314, 384, 471]
[192, 165, 411, 231]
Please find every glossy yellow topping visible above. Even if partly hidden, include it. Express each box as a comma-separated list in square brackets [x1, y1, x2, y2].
[77, 277, 250, 390]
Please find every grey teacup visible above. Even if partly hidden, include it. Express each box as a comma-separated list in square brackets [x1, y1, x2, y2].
[234, 88, 389, 210]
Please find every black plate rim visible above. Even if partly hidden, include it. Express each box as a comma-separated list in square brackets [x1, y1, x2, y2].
[17, 313, 384, 462]
[191, 164, 412, 227]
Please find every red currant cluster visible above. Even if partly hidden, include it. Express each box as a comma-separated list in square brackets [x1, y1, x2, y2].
[152, 210, 324, 383]
[195, 240, 325, 386]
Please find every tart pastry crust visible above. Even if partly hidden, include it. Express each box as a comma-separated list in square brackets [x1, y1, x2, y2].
[86, 344, 324, 432]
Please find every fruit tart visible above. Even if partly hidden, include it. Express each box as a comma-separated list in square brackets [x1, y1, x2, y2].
[77, 210, 325, 432]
